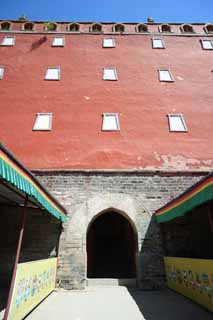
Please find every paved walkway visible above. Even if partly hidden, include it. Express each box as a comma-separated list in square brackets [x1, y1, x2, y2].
[26, 287, 212, 320]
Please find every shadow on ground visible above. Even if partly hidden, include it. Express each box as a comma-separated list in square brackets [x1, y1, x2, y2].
[25, 287, 212, 320]
[128, 288, 212, 320]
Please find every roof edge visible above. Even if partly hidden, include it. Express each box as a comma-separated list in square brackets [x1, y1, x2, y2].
[0, 19, 212, 25]
[0, 143, 67, 215]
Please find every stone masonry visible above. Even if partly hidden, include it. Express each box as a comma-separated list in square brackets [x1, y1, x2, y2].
[0, 206, 60, 286]
[34, 171, 207, 290]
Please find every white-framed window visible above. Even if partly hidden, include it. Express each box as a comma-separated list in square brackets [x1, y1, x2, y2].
[201, 40, 213, 50]
[1, 36, 15, 46]
[102, 113, 120, 131]
[33, 113, 53, 131]
[152, 38, 165, 49]
[52, 37, 65, 47]
[168, 114, 188, 132]
[158, 69, 174, 82]
[103, 68, 118, 80]
[45, 67, 60, 80]
[0, 67, 5, 79]
[103, 38, 115, 48]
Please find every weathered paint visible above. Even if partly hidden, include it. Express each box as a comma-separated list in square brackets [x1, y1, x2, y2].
[0, 24, 213, 170]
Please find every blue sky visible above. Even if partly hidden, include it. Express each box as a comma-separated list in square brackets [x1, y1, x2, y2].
[0, 0, 212, 23]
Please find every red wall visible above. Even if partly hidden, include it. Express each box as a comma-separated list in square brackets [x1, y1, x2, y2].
[0, 29, 213, 170]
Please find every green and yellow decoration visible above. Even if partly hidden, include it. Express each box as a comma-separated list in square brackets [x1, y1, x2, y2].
[156, 174, 213, 223]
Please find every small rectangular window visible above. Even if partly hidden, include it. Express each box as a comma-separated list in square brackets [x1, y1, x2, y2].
[33, 113, 53, 131]
[1, 36, 15, 46]
[103, 38, 115, 48]
[103, 68, 118, 80]
[52, 37, 65, 47]
[168, 114, 187, 132]
[201, 40, 213, 50]
[102, 113, 120, 131]
[159, 69, 173, 82]
[45, 67, 60, 80]
[152, 39, 165, 49]
[0, 67, 4, 79]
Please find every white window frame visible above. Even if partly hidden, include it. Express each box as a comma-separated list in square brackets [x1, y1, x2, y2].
[103, 38, 115, 48]
[158, 69, 174, 82]
[0, 36, 15, 46]
[103, 68, 118, 81]
[201, 39, 213, 50]
[52, 36, 65, 47]
[44, 67, 61, 81]
[167, 114, 188, 132]
[102, 113, 120, 131]
[0, 66, 5, 80]
[152, 38, 165, 49]
[33, 113, 53, 131]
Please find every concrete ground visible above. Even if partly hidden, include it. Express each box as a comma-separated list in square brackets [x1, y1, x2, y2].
[26, 287, 212, 320]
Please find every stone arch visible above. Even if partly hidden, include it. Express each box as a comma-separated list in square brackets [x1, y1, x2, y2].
[90, 23, 102, 32]
[44, 22, 57, 31]
[65, 192, 151, 253]
[63, 193, 152, 288]
[160, 24, 172, 33]
[87, 207, 138, 245]
[67, 23, 80, 32]
[84, 193, 149, 244]
[113, 23, 125, 33]
[181, 24, 195, 33]
[136, 23, 148, 33]
[86, 208, 138, 278]
[23, 22, 34, 31]
[204, 23, 213, 33]
[0, 21, 12, 31]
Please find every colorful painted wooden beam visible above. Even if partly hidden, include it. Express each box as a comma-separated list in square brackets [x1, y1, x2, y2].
[156, 174, 213, 223]
[0, 144, 67, 222]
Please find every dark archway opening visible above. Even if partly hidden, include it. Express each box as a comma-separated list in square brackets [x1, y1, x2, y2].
[87, 211, 136, 278]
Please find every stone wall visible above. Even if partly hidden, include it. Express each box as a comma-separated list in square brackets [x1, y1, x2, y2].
[34, 171, 207, 289]
[0, 206, 60, 287]
[161, 201, 213, 259]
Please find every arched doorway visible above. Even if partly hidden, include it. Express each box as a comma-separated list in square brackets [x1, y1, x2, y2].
[87, 211, 136, 278]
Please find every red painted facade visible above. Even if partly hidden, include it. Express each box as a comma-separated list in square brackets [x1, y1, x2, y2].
[0, 21, 213, 170]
